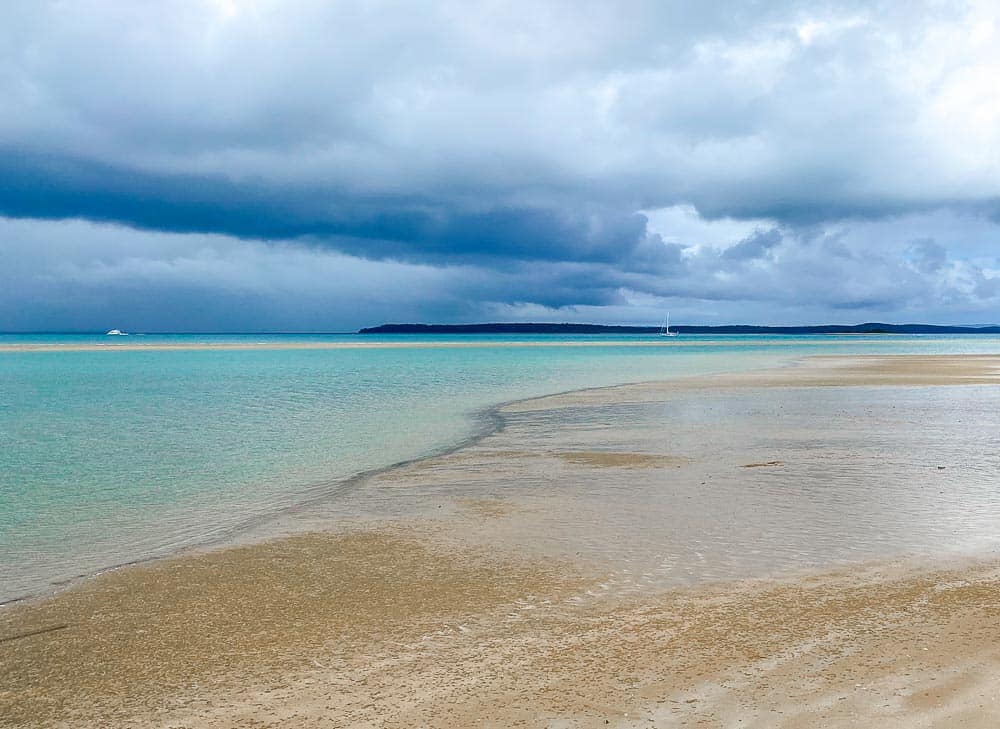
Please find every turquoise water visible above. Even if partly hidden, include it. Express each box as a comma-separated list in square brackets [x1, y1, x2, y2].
[2, 333, 998, 601]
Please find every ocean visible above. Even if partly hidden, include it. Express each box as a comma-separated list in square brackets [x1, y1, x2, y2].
[2, 332, 999, 602]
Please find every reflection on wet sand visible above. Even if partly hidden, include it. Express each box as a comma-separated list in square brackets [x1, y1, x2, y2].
[352, 355, 1000, 584]
[2, 354, 1000, 727]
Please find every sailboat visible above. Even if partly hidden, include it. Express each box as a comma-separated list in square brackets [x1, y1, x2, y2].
[659, 313, 678, 337]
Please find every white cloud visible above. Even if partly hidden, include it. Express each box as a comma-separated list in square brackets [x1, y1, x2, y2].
[643, 205, 768, 249]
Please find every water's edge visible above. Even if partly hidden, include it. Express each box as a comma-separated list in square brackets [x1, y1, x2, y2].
[4, 353, 806, 608]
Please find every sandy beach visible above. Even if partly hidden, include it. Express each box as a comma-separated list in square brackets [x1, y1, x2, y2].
[3, 354, 1000, 728]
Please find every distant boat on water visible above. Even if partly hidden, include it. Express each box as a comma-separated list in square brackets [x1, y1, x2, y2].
[106, 329, 128, 336]
[659, 313, 678, 337]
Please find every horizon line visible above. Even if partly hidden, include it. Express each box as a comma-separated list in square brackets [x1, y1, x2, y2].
[4, 320, 1000, 336]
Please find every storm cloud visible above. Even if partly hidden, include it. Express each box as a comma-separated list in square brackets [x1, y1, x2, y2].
[1, 0, 999, 329]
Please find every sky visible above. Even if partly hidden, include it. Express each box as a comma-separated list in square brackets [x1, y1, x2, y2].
[2, 0, 999, 331]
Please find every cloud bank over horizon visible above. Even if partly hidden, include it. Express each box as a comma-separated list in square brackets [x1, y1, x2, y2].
[2, 0, 999, 330]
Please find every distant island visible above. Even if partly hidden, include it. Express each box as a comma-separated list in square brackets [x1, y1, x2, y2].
[360, 322, 1000, 335]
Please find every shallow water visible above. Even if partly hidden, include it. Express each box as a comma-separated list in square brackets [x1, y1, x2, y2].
[350, 381, 1000, 594]
[2, 333, 999, 601]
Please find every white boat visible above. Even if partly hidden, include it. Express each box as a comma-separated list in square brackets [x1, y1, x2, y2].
[659, 313, 678, 337]
[106, 329, 128, 336]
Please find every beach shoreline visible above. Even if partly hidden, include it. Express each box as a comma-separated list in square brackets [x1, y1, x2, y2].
[3, 353, 1000, 727]
[0, 346, 804, 608]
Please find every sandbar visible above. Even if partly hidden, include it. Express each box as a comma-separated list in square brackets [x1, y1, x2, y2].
[0, 338, 964, 353]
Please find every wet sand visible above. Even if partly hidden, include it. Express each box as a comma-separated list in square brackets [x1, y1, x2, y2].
[3, 538, 999, 728]
[0, 531, 579, 727]
[2, 354, 1000, 727]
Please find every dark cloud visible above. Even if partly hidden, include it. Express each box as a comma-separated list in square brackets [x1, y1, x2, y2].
[722, 228, 783, 260]
[0, 149, 657, 265]
[2, 213, 998, 331]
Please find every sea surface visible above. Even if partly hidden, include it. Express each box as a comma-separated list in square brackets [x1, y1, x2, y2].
[2, 333, 999, 602]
